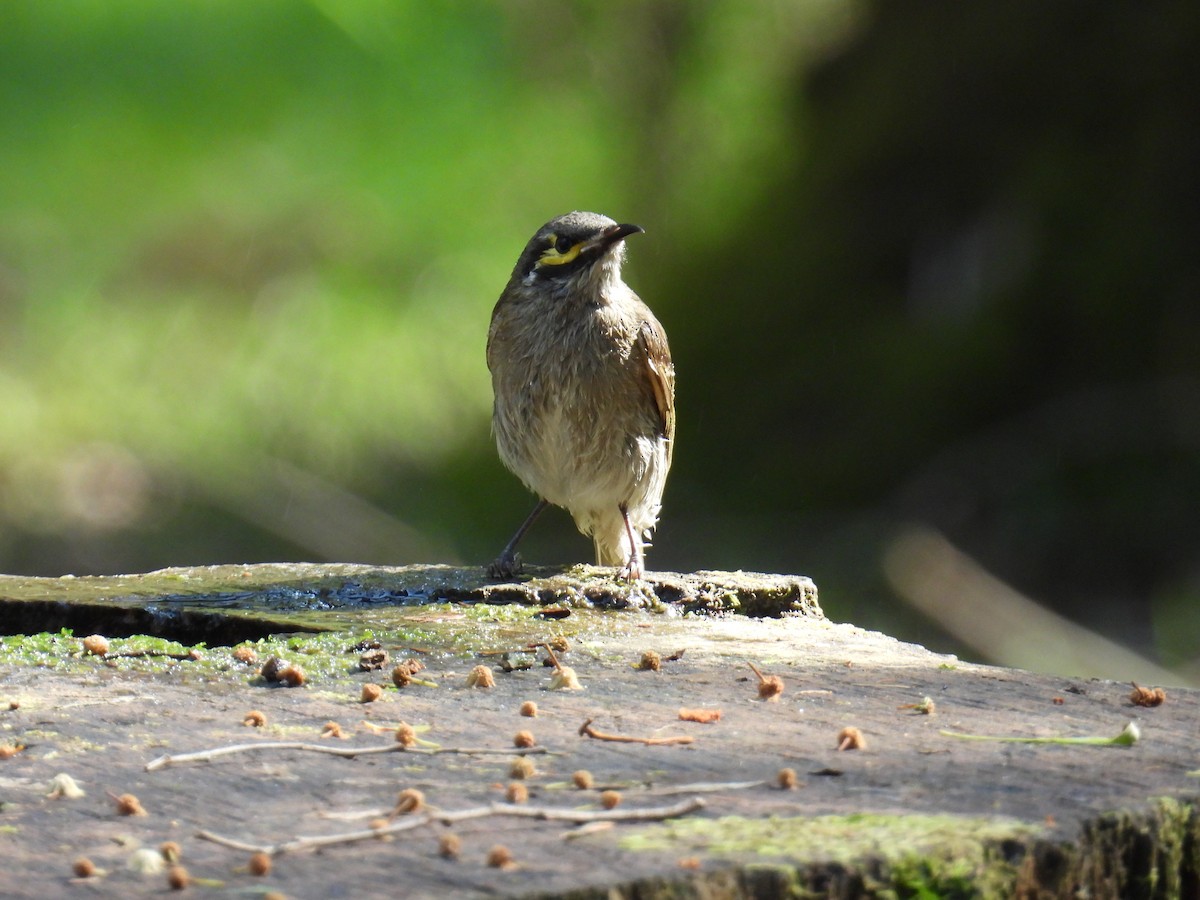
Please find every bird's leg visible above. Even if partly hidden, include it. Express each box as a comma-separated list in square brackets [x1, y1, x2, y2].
[487, 498, 548, 580]
[617, 503, 644, 581]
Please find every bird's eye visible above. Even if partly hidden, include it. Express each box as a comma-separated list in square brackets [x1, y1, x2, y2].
[554, 235, 573, 254]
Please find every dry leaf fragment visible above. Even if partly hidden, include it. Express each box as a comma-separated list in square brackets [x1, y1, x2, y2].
[678, 708, 722, 724]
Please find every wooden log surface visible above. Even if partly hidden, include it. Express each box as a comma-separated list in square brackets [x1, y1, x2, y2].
[0, 564, 1196, 898]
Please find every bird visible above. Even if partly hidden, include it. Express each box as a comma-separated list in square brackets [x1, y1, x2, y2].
[486, 211, 675, 581]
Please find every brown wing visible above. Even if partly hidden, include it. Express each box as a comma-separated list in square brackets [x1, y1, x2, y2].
[637, 317, 676, 466]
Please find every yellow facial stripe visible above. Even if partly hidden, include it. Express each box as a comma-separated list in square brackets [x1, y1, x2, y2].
[536, 235, 584, 267]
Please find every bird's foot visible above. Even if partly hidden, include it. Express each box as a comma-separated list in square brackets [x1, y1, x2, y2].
[617, 558, 645, 582]
[487, 551, 523, 581]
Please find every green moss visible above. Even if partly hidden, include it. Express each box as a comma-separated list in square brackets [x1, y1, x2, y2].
[620, 813, 1039, 898]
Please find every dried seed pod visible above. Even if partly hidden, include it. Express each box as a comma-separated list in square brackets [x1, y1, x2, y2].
[509, 757, 536, 779]
[321, 721, 345, 739]
[159, 842, 182, 863]
[278, 665, 307, 687]
[549, 665, 582, 691]
[166, 865, 190, 890]
[360, 683, 383, 703]
[513, 730, 536, 749]
[232, 646, 257, 664]
[637, 651, 661, 672]
[466, 665, 496, 688]
[391, 666, 412, 688]
[519, 700, 538, 718]
[394, 788, 425, 814]
[82, 635, 109, 656]
[248, 852, 272, 876]
[243, 710, 266, 727]
[1130, 683, 1166, 707]
[572, 770, 594, 790]
[599, 790, 621, 810]
[547, 636, 569, 653]
[438, 832, 462, 859]
[505, 782, 528, 804]
[837, 726, 866, 751]
[395, 723, 417, 748]
[72, 857, 97, 878]
[113, 793, 146, 816]
[777, 767, 799, 790]
[486, 845, 514, 869]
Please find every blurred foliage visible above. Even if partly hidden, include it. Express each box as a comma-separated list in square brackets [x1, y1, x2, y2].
[1, 2, 1197, 676]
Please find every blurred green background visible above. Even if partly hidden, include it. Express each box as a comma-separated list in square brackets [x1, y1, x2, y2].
[2, 2, 1197, 680]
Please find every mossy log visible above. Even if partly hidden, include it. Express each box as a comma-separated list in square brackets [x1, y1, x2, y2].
[0, 564, 1195, 898]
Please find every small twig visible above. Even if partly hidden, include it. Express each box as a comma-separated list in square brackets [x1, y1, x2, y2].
[198, 797, 705, 857]
[146, 741, 403, 771]
[579, 718, 694, 746]
[146, 738, 554, 771]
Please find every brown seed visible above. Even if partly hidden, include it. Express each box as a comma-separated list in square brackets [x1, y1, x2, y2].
[505, 782, 529, 804]
[486, 844, 514, 869]
[243, 710, 266, 727]
[248, 851, 272, 876]
[438, 832, 462, 859]
[777, 767, 798, 790]
[0, 743, 25, 760]
[394, 788, 425, 814]
[360, 683, 383, 703]
[321, 721, 345, 739]
[509, 757, 536, 779]
[837, 726, 866, 751]
[637, 651, 661, 671]
[519, 700, 538, 718]
[7, 700, 19, 710]
[82, 634, 110, 656]
[572, 770, 594, 790]
[513, 730, 536, 748]
[167, 864, 190, 890]
[395, 723, 417, 748]
[391, 666, 412, 687]
[114, 793, 146, 816]
[466, 665, 496, 688]
[72, 857, 96, 878]
[159, 841, 182, 862]
[187, 648, 204, 661]
[599, 790, 621, 809]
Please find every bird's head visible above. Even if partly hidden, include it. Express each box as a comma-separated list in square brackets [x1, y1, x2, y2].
[513, 211, 644, 291]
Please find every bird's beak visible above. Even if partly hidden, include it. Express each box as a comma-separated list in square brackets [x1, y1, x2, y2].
[585, 223, 645, 254]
